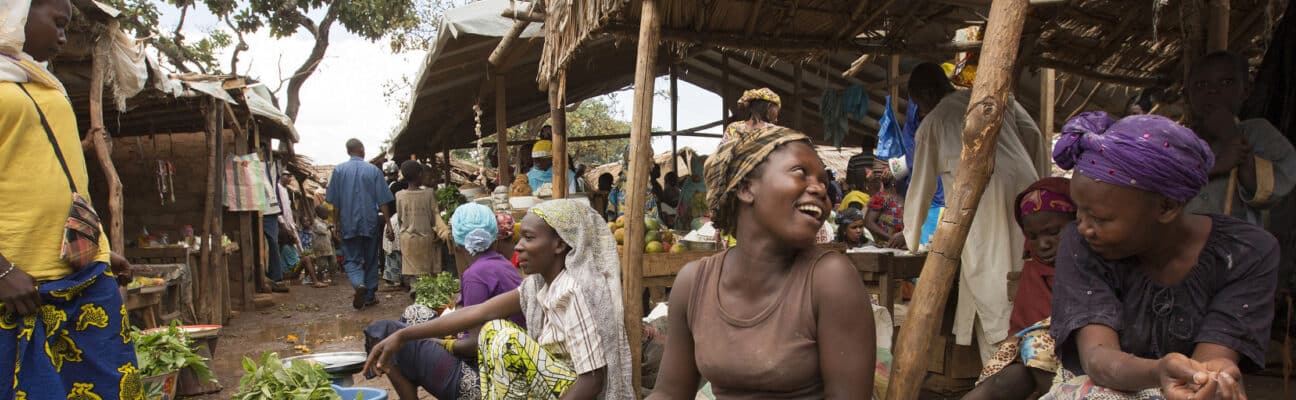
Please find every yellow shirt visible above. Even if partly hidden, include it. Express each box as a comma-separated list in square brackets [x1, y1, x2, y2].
[0, 81, 112, 281]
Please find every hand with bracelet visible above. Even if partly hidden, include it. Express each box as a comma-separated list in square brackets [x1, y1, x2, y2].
[0, 254, 41, 316]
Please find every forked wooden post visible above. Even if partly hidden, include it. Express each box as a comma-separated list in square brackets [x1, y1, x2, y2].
[886, 0, 1031, 398]
[624, 0, 662, 394]
[496, 76, 511, 187]
[88, 22, 124, 254]
[551, 70, 569, 198]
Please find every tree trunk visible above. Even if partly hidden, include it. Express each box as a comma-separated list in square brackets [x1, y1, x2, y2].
[886, 0, 1031, 399]
[284, 8, 339, 121]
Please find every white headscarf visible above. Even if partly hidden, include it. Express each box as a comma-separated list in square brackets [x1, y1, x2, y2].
[0, 0, 66, 92]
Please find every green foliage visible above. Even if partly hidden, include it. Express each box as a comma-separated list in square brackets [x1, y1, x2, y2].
[235, 352, 341, 400]
[413, 271, 460, 309]
[132, 321, 215, 382]
[435, 186, 466, 223]
[564, 98, 631, 166]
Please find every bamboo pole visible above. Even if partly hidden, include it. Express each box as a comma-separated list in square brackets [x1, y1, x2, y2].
[89, 21, 124, 254]
[496, 76, 511, 188]
[488, 2, 534, 68]
[551, 70, 569, 198]
[1208, 0, 1231, 52]
[443, 147, 452, 185]
[1040, 68, 1056, 137]
[624, 0, 662, 394]
[887, 0, 1031, 398]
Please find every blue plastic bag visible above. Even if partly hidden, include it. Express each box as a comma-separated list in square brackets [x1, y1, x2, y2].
[874, 96, 904, 160]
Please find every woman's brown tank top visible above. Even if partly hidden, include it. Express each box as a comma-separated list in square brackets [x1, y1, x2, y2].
[687, 249, 828, 399]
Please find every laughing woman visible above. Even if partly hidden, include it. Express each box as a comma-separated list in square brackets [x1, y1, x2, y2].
[648, 126, 876, 399]
[366, 199, 633, 400]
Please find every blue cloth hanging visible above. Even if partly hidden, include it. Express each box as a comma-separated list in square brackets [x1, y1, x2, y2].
[843, 84, 869, 122]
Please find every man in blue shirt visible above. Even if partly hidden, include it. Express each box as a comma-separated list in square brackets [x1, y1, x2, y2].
[326, 139, 395, 309]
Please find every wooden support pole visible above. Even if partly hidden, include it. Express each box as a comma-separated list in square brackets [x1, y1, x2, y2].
[233, 107, 255, 311]
[1039, 68, 1056, 137]
[443, 147, 452, 185]
[551, 70, 569, 198]
[670, 65, 679, 175]
[889, 55, 901, 116]
[198, 100, 218, 325]
[488, 2, 535, 68]
[496, 76, 510, 187]
[793, 64, 804, 130]
[212, 100, 228, 323]
[721, 53, 731, 120]
[88, 21, 124, 254]
[1208, 0, 1231, 52]
[887, 0, 1031, 399]
[624, 0, 662, 394]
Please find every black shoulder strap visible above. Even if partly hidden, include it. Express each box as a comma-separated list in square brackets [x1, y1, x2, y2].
[15, 83, 79, 194]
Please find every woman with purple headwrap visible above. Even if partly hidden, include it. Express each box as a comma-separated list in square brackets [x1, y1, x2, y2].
[1043, 112, 1279, 400]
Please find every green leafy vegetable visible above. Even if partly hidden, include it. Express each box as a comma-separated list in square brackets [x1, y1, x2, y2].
[235, 352, 341, 400]
[412, 271, 459, 309]
[436, 186, 466, 224]
[132, 320, 214, 382]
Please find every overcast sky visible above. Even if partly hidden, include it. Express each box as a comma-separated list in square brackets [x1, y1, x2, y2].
[156, 3, 726, 167]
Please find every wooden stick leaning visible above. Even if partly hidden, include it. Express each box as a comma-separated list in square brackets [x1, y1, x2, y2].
[887, 0, 1032, 399]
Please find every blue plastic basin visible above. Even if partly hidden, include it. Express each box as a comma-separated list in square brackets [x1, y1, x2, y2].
[331, 384, 388, 400]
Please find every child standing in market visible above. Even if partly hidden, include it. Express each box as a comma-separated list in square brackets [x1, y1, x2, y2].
[313, 204, 336, 285]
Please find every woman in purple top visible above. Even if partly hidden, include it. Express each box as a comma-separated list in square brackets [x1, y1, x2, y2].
[451, 204, 525, 326]
[1044, 112, 1279, 400]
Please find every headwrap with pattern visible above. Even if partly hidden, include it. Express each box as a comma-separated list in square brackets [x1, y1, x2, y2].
[738, 87, 781, 107]
[1014, 177, 1075, 227]
[531, 139, 553, 158]
[494, 211, 514, 241]
[525, 199, 632, 397]
[704, 125, 812, 216]
[1053, 112, 1213, 202]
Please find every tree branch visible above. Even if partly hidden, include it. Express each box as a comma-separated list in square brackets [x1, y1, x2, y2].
[226, 16, 248, 76]
[283, 4, 340, 120]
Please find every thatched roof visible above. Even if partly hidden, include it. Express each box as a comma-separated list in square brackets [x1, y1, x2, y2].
[540, 0, 1285, 88]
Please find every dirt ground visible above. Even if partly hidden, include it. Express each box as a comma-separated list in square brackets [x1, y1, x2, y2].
[189, 281, 1295, 400]
[191, 280, 421, 399]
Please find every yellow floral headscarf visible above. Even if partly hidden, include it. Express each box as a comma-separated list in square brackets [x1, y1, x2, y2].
[738, 87, 781, 108]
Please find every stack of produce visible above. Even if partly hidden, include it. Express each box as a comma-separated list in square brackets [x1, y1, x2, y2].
[610, 215, 678, 254]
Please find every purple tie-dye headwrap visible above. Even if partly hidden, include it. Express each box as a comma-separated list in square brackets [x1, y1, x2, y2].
[1053, 112, 1214, 202]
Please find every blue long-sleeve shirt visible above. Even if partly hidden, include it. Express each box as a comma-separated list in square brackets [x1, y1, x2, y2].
[326, 157, 395, 239]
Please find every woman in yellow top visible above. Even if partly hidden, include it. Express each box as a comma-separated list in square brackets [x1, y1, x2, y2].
[0, 1, 142, 399]
[721, 88, 782, 145]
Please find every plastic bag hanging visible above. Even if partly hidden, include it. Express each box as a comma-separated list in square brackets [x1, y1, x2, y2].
[874, 96, 904, 160]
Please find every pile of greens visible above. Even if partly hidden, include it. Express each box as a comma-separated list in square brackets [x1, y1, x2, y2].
[412, 272, 460, 309]
[132, 321, 214, 381]
[235, 352, 340, 400]
[436, 186, 466, 224]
